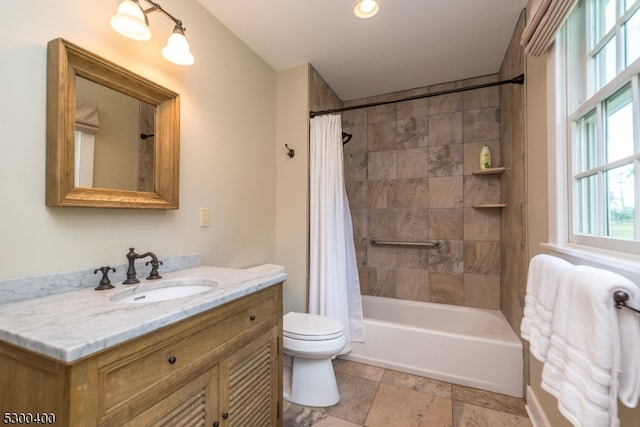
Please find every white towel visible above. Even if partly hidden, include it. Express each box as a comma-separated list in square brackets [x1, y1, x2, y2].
[521, 254, 574, 361]
[617, 287, 640, 409]
[541, 265, 640, 427]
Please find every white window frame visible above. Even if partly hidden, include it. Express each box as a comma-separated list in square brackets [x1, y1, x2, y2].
[546, 0, 640, 272]
[74, 130, 95, 188]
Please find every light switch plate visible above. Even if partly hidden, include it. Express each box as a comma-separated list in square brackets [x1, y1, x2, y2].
[199, 208, 211, 227]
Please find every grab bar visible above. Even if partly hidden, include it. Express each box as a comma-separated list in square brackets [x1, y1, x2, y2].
[370, 239, 441, 249]
[613, 290, 640, 314]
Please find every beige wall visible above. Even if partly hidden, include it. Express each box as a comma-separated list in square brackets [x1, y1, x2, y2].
[0, 1, 278, 280]
[276, 64, 310, 313]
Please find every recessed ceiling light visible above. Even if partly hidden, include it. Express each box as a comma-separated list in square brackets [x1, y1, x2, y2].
[354, 0, 379, 19]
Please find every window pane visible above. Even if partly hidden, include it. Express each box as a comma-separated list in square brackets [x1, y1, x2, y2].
[626, 9, 640, 65]
[605, 163, 635, 238]
[576, 174, 599, 235]
[594, 36, 617, 90]
[605, 87, 634, 162]
[594, 0, 617, 43]
[577, 110, 598, 172]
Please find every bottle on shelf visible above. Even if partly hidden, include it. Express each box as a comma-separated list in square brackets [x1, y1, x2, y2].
[479, 144, 492, 170]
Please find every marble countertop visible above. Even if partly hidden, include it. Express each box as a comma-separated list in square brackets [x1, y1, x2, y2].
[0, 264, 286, 363]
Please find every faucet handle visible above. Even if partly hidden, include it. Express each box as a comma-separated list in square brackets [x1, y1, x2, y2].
[94, 266, 116, 290]
[145, 259, 163, 280]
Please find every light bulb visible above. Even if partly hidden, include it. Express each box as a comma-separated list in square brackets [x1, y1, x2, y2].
[110, 0, 151, 41]
[354, 0, 379, 19]
[162, 30, 195, 66]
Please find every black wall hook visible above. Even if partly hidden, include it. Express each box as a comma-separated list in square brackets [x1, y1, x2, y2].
[285, 144, 295, 158]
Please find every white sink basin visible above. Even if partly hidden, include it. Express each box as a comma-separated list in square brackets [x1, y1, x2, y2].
[110, 278, 217, 303]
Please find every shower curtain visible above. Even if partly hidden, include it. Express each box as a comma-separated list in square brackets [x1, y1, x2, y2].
[309, 114, 364, 354]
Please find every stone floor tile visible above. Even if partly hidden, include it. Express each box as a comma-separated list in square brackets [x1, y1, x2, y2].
[382, 369, 452, 399]
[334, 358, 386, 382]
[325, 370, 380, 425]
[452, 401, 532, 427]
[365, 383, 452, 427]
[284, 361, 532, 427]
[452, 384, 527, 416]
[284, 405, 361, 427]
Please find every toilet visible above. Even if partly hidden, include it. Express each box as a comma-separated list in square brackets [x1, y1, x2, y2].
[282, 312, 346, 407]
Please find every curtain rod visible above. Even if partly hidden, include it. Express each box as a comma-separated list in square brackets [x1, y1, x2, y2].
[309, 74, 525, 118]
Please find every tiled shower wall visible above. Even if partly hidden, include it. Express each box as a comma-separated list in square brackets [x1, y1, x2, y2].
[339, 77, 503, 309]
[499, 11, 527, 337]
[309, 65, 515, 309]
[309, 66, 342, 114]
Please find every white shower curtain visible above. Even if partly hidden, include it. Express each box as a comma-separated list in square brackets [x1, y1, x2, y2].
[309, 114, 364, 354]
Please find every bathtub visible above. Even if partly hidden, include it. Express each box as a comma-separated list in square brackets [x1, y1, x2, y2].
[340, 295, 523, 397]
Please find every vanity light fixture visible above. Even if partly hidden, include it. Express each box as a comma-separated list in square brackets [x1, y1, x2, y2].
[110, 0, 195, 65]
[353, 0, 380, 19]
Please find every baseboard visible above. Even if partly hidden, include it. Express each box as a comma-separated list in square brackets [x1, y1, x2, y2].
[525, 385, 552, 427]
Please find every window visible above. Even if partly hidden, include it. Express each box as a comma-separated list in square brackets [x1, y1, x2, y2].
[74, 130, 96, 188]
[559, 0, 640, 254]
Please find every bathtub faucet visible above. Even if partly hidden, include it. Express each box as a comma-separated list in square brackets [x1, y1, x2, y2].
[123, 248, 163, 284]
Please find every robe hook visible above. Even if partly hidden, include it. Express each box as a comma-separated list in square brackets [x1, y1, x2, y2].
[285, 144, 295, 158]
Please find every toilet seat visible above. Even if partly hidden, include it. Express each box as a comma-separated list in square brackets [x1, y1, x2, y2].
[283, 312, 344, 341]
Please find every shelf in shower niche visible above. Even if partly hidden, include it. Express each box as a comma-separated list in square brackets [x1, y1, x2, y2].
[472, 167, 505, 175]
[472, 203, 506, 209]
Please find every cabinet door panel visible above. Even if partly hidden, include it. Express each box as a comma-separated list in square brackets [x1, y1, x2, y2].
[219, 328, 279, 427]
[120, 367, 218, 427]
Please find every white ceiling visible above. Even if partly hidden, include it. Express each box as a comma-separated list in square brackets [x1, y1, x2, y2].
[196, 0, 528, 101]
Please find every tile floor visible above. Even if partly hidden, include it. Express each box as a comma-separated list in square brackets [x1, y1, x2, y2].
[283, 359, 532, 427]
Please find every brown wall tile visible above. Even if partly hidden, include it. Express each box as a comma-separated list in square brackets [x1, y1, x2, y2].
[397, 117, 429, 149]
[429, 112, 463, 146]
[341, 73, 506, 309]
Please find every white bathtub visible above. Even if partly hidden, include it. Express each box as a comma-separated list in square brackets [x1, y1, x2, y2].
[340, 295, 523, 397]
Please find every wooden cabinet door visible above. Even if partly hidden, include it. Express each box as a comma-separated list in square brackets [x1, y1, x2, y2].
[217, 327, 280, 427]
[120, 367, 218, 427]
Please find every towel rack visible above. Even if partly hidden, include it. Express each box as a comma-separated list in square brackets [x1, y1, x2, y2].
[613, 290, 640, 314]
[370, 239, 441, 249]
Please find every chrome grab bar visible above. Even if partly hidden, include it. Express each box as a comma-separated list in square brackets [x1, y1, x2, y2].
[370, 239, 441, 249]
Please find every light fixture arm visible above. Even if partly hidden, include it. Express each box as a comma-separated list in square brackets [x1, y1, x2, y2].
[111, 0, 194, 65]
[139, 0, 186, 32]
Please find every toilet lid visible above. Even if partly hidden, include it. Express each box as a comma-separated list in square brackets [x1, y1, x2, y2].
[283, 312, 345, 341]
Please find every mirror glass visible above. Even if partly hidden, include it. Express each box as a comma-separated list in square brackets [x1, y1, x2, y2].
[75, 77, 155, 192]
[46, 38, 180, 209]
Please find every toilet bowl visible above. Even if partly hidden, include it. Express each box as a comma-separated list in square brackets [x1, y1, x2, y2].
[282, 312, 346, 407]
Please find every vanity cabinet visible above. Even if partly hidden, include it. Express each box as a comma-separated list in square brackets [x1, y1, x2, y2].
[0, 284, 283, 427]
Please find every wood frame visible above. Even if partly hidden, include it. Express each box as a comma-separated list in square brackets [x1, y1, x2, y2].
[46, 38, 180, 209]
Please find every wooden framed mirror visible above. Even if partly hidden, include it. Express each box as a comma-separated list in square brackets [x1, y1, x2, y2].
[46, 38, 180, 209]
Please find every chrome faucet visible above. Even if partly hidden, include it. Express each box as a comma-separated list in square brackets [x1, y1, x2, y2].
[123, 248, 163, 284]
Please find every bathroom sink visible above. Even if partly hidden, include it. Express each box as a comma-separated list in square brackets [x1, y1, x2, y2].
[110, 278, 217, 303]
